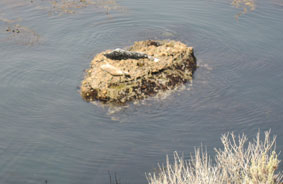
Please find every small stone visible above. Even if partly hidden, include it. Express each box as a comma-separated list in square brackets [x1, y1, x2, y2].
[100, 63, 129, 76]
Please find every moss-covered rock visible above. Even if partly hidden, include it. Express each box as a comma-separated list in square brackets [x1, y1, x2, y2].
[80, 40, 197, 104]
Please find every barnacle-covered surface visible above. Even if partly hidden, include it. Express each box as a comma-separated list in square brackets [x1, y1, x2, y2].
[81, 40, 197, 104]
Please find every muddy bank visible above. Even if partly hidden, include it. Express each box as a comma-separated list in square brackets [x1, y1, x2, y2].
[81, 40, 197, 104]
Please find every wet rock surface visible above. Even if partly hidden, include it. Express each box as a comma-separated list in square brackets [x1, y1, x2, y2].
[80, 40, 197, 104]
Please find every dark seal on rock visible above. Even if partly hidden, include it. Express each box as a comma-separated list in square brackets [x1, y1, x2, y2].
[80, 40, 197, 104]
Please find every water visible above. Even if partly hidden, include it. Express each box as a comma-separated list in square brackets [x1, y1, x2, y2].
[0, 0, 283, 183]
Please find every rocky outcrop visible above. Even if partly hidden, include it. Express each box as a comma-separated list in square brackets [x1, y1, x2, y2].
[80, 40, 197, 104]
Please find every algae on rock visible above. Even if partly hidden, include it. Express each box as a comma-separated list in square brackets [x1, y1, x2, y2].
[80, 40, 197, 104]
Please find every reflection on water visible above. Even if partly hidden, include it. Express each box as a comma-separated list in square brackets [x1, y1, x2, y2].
[272, 0, 283, 7]
[106, 83, 192, 122]
[0, 0, 282, 183]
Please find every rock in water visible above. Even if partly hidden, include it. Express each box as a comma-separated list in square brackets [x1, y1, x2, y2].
[80, 40, 197, 104]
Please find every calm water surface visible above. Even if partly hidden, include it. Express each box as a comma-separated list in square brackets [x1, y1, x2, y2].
[0, 0, 283, 183]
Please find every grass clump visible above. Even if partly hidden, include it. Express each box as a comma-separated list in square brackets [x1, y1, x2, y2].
[146, 131, 282, 184]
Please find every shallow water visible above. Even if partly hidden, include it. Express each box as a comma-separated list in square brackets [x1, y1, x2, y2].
[0, 0, 283, 183]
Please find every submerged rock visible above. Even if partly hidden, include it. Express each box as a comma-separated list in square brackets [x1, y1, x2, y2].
[80, 40, 197, 104]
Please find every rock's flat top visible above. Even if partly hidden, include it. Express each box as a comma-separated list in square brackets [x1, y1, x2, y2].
[81, 40, 197, 104]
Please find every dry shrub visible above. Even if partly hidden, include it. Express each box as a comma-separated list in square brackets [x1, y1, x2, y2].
[147, 131, 282, 184]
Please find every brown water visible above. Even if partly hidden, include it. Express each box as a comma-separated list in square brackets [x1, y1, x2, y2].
[0, 0, 283, 183]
